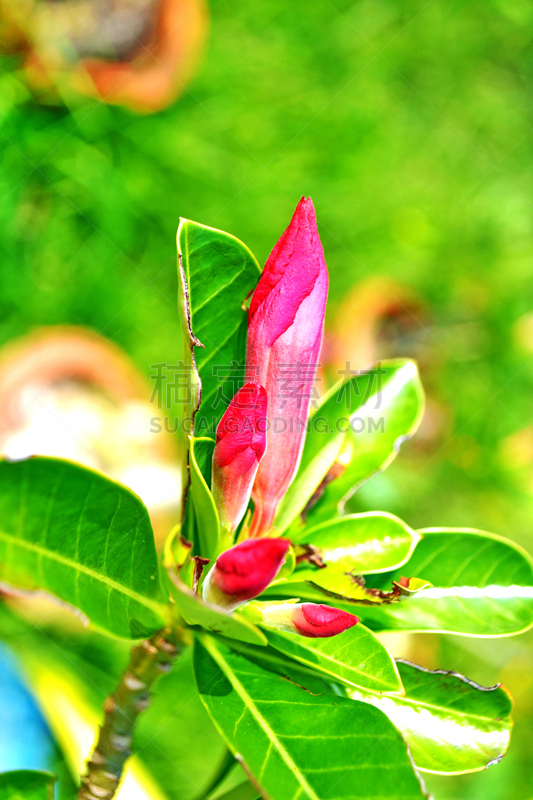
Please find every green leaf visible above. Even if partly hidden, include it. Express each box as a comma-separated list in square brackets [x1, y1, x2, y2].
[351, 660, 513, 775]
[190, 435, 215, 485]
[264, 622, 402, 693]
[177, 219, 261, 440]
[292, 513, 420, 599]
[189, 436, 221, 560]
[194, 635, 428, 800]
[358, 529, 533, 636]
[0, 771, 56, 800]
[275, 360, 424, 532]
[211, 783, 260, 800]
[260, 575, 431, 609]
[167, 569, 267, 646]
[198, 749, 238, 800]
[0, 457, 168, 639]
[214, 636, 350, 696]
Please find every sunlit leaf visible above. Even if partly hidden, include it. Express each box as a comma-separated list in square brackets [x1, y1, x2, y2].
[351, 660, 513, 774]
[264, 622, 402, 693]
[210, 782, 260, 800]
[212, 636, 350, 697]
[261, 575, 431, 608]
[276, 360, 424, 532]
[0, 458, 168, 639]
[291, 513, 419, 598]
[358, 529, 533, 636]
[189, 437, 220, 560]
[194, 635, 428, 800]
[177, 219, 261, 441]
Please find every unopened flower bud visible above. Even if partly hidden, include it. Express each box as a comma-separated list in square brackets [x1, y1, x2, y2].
[212, 382, 268, 532]
[258, 601, 359, 638]
[202, 538, 290, 611]
[246, 198, 329, 536]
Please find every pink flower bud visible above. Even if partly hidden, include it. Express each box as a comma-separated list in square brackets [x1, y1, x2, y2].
[202, 538, 290, 611]
[258, 602, 359, 638]
[246, 197, 328, 536]
[292, 603, 359, 638]
[212, 382, 268, 532]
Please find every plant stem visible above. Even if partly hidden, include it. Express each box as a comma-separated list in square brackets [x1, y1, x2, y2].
[78, 628, 180, 800]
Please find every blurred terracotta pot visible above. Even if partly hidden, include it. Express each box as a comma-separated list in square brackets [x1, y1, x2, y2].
[0, 0, 208, 112]
[318, 277, 450, 450]
[0, 326, 181, 543]
[324, 277, 426, 374]
[317, 277, 427, 396]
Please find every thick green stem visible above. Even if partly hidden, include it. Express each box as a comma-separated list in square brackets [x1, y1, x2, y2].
[78, 628, 180, 800]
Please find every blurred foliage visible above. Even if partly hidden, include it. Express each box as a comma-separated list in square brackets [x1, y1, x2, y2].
[1, 0, 533, 797]
[0, 600, 228, 800]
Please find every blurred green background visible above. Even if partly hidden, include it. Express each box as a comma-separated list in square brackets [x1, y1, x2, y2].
[1, 0, 533, 798]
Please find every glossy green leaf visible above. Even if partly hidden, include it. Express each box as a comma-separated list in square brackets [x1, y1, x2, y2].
[190, 433, 215, 484]
[292, 513, 420, 599]
[0, 771, 56, 800]
[260, 575, 431, 609]
[0, 457, 168, 639]
[211, 782, 260, 800]
[167, 570, 267, 646]
[189, 436, 220, 560]
[276, 360, 424, 532]
[264, 622, 402, 693]
[358, 529, 533, 636]
[214, 635, 352, 696]
[194, 635, 428, 800]
[351, 660, 513, 774]
[198, 748, 239, 800]
[177, 219, 261, 440]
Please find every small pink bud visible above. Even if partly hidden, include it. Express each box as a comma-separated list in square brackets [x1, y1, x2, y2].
[258, 602, 359, 638]
[212, 382, 268, 532]
[246, 197, 329, 536]
[292, 603, 359, 638]
[202, 538, 290, 611]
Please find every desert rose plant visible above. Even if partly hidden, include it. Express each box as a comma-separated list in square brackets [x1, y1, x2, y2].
[0, 199, 532, 800]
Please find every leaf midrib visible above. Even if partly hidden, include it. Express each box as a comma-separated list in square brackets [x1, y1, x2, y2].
[203, 637, 321, 800]
[358, 685, 509, 725]
[392, 694, 509, 725]
[0, 527, 166, 619]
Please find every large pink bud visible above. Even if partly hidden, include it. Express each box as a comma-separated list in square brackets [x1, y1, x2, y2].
[212, 382, 268, 533]
[259, 602, 359, 638]
[202, 538, 290, 611]
[246, 197, 329, 536]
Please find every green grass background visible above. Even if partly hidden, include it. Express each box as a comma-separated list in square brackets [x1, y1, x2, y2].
[1, 0, 533, 797]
